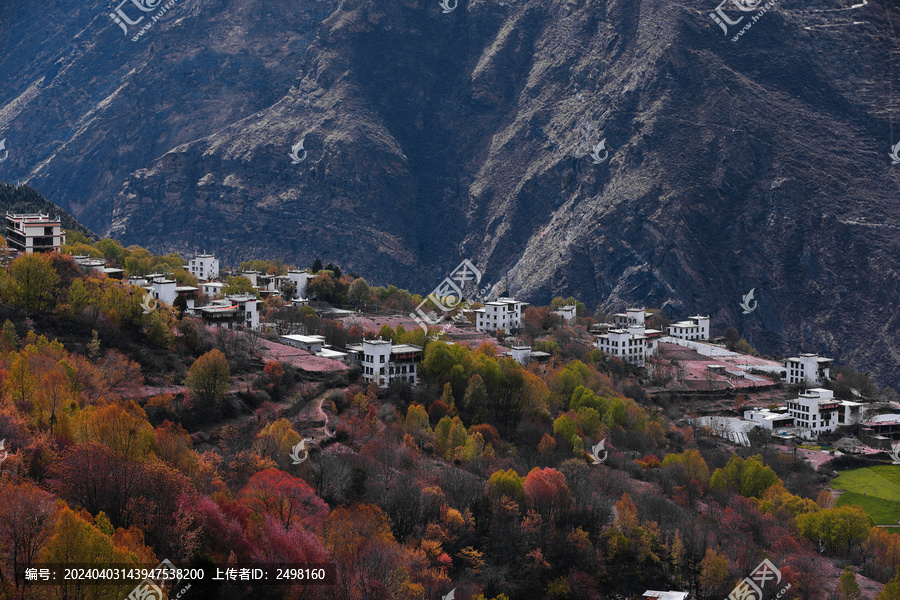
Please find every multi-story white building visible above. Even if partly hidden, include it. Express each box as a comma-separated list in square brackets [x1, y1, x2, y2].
[783, 354, 832, 386]
[595, 310, 663, 368]
[348, 340, 423, 387]
[188, 254, 219, 280]
[596, 325, 660, 368]
[786, 388, 862, 438]
[668, 315, 710, 341]
[475, 298, 527, 333]
[5, 213, 66, 254]
[286, 270, 312, 300]
[196, 293, 259, 330]
[554, 305, 577, 325]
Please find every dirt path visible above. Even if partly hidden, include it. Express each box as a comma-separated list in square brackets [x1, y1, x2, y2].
[293, 389, 342, 443]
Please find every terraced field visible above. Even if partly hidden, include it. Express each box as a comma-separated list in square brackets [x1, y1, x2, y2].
[832, 466, 900, 527]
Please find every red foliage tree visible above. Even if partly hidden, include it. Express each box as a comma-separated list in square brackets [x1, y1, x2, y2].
[523, 467, 571, 523]
[239, 469, 329, 531]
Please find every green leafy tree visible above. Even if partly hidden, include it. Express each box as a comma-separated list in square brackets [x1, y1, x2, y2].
[462, 374, 488, 423]
[438, 382, 456, 412]
[553, 413, 579, 454]
[838, 566, 861, 600]
[603, 398, 627, 428]
[484, 469, 525, 506]
[93, 238, 127, 265]
[223, 276, 258, 298]
[662, 449, 710, 483]
[348, 278, 371, 306]
[6, 253, 60, 314]
[570, 386, 608, 415]
[185, 349, 231, 407]
[797, 505, 872, 554]
[878, 572, 900, 600]
[404, 404, 432, 440]
[434, 416, 453, 458]
[709, 454, 779, 498]
[171, 268, 199, 287]
[575, 406, 602, 438]
[2, 319, 19, 351]
[446, 417, 469, 458]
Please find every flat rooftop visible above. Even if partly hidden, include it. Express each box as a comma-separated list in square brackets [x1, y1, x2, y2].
[282, 334, 326, 344]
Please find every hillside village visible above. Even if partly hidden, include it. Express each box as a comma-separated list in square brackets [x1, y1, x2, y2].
[1, 210, 900, 600]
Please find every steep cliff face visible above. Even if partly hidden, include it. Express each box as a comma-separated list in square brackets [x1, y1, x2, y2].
[0, 0, 898, 385]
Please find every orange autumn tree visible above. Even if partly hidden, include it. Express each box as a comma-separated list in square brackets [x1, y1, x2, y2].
[323, 504, 420, 600]
[40, 506, 146, 600]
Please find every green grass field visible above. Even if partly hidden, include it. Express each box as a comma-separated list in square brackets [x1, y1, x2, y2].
[832, 466, 900, 526]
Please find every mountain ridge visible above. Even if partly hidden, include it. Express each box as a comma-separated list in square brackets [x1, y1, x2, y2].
[0, 0, 899, 385]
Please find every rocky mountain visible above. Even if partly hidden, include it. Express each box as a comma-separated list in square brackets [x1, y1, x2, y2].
[0, 0, 899, 386]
